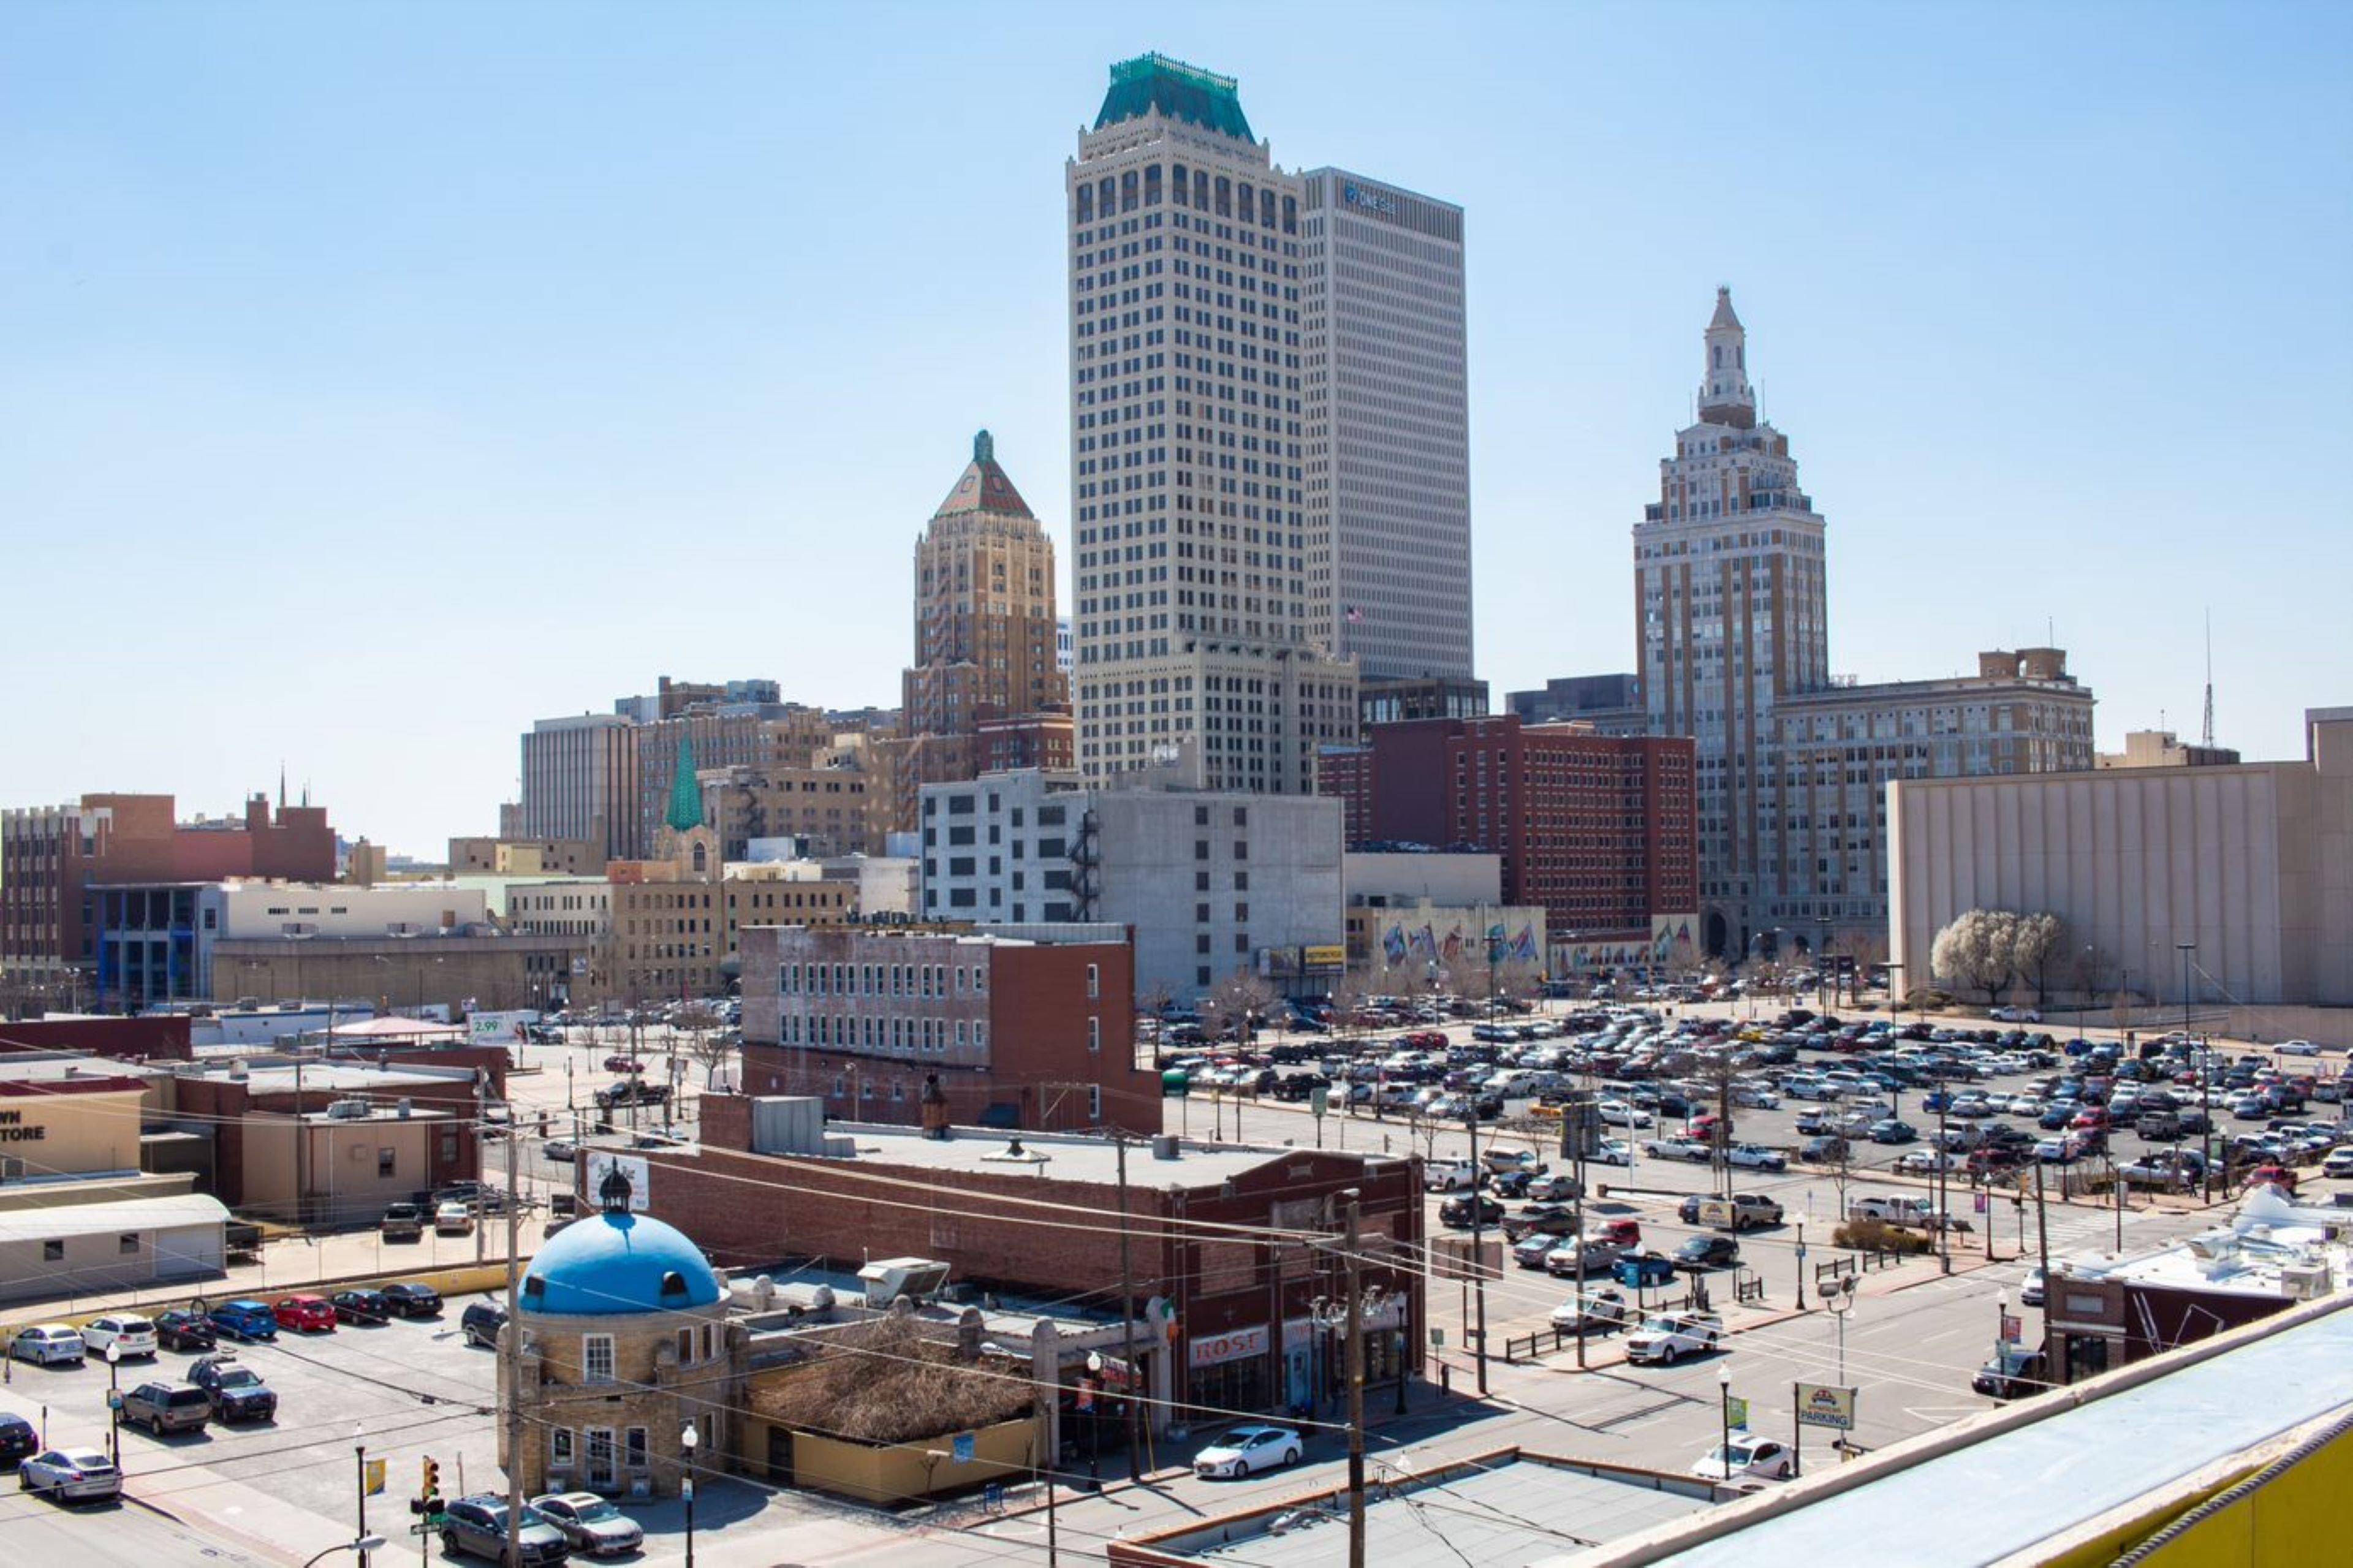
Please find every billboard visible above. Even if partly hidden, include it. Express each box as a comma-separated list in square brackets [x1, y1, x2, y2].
[1795, 1382, 1857, 1430]
[466, 1010, 539, 1046]
[582, 1151, 651, 1212]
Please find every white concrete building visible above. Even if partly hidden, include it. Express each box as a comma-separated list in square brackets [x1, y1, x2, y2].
[1298, 167, 1471, 684]
[520, 712, 638, 862]
[94, 880, 491, 1002]
[917, 769, 1342, 1001]
[1890, 707, 2353, 1007]
[1066, 53, 1357, 794]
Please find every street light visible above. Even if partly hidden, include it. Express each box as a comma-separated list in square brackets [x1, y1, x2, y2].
[105, 1343, 122, 1465]
[1716, 1366, 1733, 1480]
[1824, 1273, 1857, 1386]
[353, 1422, 371, 1568]
[679, 1420, 699, 1568]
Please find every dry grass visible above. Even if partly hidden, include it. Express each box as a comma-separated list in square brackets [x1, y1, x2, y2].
[760, 1316, 1034, 1446]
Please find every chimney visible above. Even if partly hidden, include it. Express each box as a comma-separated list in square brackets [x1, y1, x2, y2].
[919, 1074, 950, 1140]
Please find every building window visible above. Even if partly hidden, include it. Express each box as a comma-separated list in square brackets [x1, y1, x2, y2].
[1089, 1085, 1102, 1120]
[118, 1233, 139, 1256]
[626, 1426, 649, 1473]
[551, 1428, 575, 1472]
[1085, 963, 1100, 999]
[1088, 1017, 1101, 1053]
[42, 1240, 61, 1262]
[377, 1147, 396, 1179]
[584, 1335, 615, 1384]
[676, 1328, 694, 1365]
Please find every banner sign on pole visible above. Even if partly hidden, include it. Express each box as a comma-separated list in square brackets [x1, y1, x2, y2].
[1725, 1395, 1749, 1429]
[1999, 1312, 2023, 1344]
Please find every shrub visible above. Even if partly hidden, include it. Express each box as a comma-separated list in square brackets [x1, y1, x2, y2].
[1835, 1219, 1934, 1255]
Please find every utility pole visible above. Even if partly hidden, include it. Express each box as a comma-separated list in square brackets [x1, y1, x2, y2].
[1936, 1094, 1952, 1274]
[2034, 1160, 2058, 1387]
[1464, 1108, 1487, 1396]
[475, 1069, 490, 1268]
[1344, 1192, 1366, 1568]
[1569, 1093, 1589, 1368]
[1115, 1135, 1142, 1480]
[502, 1103, 523, 1568]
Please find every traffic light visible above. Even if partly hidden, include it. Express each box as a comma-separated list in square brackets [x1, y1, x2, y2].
[411, 1456, 441, 1515]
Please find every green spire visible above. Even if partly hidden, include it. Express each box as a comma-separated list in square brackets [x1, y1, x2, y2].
[664, 732, 702, 835]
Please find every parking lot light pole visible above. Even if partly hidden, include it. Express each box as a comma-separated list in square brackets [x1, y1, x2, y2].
[105, 1344, 121, 1465]
[352, 1423, 370, 1568]
[680, 1422, 698, 1568]
[1717, 1368, 1732, 1475]
[1794, 1221, 1806, 1311]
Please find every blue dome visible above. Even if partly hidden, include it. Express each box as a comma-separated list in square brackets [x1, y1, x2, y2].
[521, 1210, 723, 1317]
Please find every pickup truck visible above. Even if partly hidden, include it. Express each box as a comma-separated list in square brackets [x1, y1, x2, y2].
[379, 1202, 424, 1241]
[1639, 1135, 1711, 1162]
[1696, 1194, 1784, 1231]
[1848, 1194, 1969, 1231]
[595, 1080, 672, 1110]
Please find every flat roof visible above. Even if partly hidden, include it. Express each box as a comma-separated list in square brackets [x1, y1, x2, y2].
[808, 1123, 1369, 1188]
[1185, 1456, 1713, 1566]
[0, 1193, 230, 1244]
[1655, 1298, 2353, 1566]
[180, 1062, 469, 1092]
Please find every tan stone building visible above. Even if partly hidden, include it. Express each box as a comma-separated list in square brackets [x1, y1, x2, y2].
[448, 836, 608, 876]
[499, 1173, 741, 1499]
[699, 755, 889, 860]
[893, 432, 1070, 831]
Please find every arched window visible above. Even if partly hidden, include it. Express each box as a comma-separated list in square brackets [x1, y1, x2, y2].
[1144, 164, 1162, 205]
[691, 842, 707, 874]
[1098, 176, 1115, 214]
[1077, 184, 1093, 223]
[1713, 346, 1722, 368]
[659, 1271, 688, 1301]
[1214, 176, 1231, 217]
[1121, 170, 1138, 211]
[1169, 163, 1187, 206]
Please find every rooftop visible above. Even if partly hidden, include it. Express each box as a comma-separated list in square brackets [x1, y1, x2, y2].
[2066, 1186, 2348, 1298]
[1094, 53, 1254, 143]
[1145, 1451, 1715, 1566]
[799, 1123, 1379, 1190]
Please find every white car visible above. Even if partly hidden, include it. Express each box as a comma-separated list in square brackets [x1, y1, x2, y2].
[1731, 1086, 1783, 1110]
[77, 1314, 159, 1361]
[2321, 1148, 2353, 1180]
[1597, 1100, 1654, 1129]
[1725, 1144, 1787, 1172]
[531, 1492, 646, 1556]
[9, 1324, 85, 1365]
[1691, 1433, 1795, 1482]
[1585, 1137, 1634, 1166]
[1624, 1311, 1724, 1366]
[1193, 1424, 1303, 1479]
[2278, 1040, 2321, 1058]
[434, 1200, 476, 1235]
[17, 1447, 120, 1503]
[1990, 1006, 2043, 1023]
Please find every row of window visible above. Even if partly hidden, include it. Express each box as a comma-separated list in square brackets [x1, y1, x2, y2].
[779, 960, 988, 998]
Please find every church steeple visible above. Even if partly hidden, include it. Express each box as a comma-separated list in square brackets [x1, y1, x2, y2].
[1699, 286, 1756, 430]
[664, 732, 702, 834]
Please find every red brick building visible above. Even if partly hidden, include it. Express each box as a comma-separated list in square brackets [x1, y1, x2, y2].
[737, 924, 1157, 1134]
[2, 792, 337, 999]
[1319, 716, 1699, 945]
[632, 1109, 1425, 1426]
[977, 708, 1075, 775]
[0, 1014, 194, 1062]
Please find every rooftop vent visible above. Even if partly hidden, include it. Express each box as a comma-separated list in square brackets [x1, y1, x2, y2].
[981, 1137, 1052, 1169]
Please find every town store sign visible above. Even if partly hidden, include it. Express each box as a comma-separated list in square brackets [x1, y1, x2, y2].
[0, 1110, 48, 1143]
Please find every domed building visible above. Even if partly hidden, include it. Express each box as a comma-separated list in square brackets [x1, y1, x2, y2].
[498, 1164, 741, 1498]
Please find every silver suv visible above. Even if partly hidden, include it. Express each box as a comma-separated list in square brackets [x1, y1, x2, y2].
[121, 1381, 212, 1436]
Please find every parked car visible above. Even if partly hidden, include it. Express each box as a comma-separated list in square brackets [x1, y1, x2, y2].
[1691, 1433, 1795, 1482]
[1548, 1289, 1630, 1335]
[1799, 1134, 1851, 1164]
[436, 1200, 477, 1235]
[273, 1295, 336, 1334]
[1624, 1311, 1724, 1365]
[17, 1447, 120, 1503]
[439, 1495, 573, 1565]
[1192, 1423, 1303, 1479]
[1696, 1194, 1782, 1231]
[77, 1314, 158, 1361]
[544, 1138, 578, 1163]
[2020, 1267, 2047, 1307]
[1674, 1235, 1741, 1271]
[1869, 1119, 1919, 1145]
[9, 1324, 85, 1366]
[119, 1380, 213, 1436]
[330, 1290, 390, 1327]
[530, 1492, 645, 1557]
[1590, 1138, 1635, 1166]
[1499, 1202, 1580, 1243]
[2245, 1164, 2299, 1195]
[189, 1354, 276, 1422]
[0, 1414, 36, 1469]
[1439, 1193, 1506, 1229]
[382, 1282, 445, 1318]
[1972, 1346, 2048, 1400]
[1526, 1172, 1583, 1202]
[379, 1200, 425, 1241]
[461, 1301, 509, 1349]
[153, 1310, 217, 1353]
[1724, 1143, 1787, 1172]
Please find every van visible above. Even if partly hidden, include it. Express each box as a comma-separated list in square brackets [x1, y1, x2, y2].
[1697, 1194, 1784, 1231]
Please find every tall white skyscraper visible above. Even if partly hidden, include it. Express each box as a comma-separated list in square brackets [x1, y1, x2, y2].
[1634, 289, 1829, 959]
[1298, 169, 1472, 683]
[1066, 54, 1357, 793]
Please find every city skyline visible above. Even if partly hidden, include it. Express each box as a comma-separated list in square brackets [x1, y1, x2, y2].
[6, 3, 2347, 854]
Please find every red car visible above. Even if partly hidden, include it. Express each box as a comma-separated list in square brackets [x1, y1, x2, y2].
[1589, 1217, 1642, 1248]
[273, 1295, 336, 1333]
[603, 1055, 644, 1074]
[2246, 1165, 2298, 1195]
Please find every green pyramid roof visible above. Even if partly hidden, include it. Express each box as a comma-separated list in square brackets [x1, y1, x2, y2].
[1094, 53, 1254, 143]
[664, 732, 702, 835]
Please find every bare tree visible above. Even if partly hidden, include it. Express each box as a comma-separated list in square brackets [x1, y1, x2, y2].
[1493, 959, 1543, 1009]
[2013, 913, 2066, 1006]
[1200, 968, 1278, 1045]
[673, 1004, 735, 1089]
[1330, 970, 1378, 1045]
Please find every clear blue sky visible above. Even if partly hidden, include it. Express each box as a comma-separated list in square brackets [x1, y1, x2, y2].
[6, 1, 2348, 858]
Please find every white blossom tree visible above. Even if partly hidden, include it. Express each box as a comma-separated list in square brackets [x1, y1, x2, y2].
[1931, 909, 2067, 1006]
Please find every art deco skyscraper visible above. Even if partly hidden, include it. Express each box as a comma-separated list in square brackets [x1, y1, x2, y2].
[898, 431, 1069, 809]
[1634, 289, 1830, 958]
[1066, 53, 1357, 793]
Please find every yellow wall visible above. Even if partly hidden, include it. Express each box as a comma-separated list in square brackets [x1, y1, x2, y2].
[2039, 1422, 2353, 1568]
[770, 1418, 1036, 1505]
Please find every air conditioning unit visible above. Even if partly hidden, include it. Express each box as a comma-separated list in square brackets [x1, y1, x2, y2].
[325, 1099, 373, 1120]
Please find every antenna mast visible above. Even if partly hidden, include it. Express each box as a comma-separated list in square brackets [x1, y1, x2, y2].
[2201, 609, 2215, 749]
